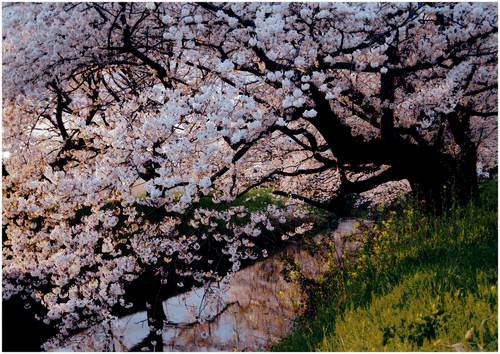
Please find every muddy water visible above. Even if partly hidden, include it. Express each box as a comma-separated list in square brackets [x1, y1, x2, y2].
[52, 219, 372, 352]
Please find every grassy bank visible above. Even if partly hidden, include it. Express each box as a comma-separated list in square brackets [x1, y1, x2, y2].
[272, 180, 498, 352]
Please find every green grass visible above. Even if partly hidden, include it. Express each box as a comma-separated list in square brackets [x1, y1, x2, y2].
[138, 185, 284, 208]
[272, 180, 498, 352]
[137, 185, 285, 223]
[199, 185, 285, 213]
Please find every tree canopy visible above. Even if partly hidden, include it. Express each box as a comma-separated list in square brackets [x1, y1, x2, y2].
[2, 2, 497, 350]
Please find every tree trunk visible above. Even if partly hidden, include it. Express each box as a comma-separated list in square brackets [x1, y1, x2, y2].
[457, 141, 479, 201]
[404, 153, 456, 214]
[447, 109, 480, 203]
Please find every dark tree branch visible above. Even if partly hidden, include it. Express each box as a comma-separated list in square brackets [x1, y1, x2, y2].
[456, 104, 498, 117]
[276, 165, 333, 177]
[85, 72, 102, 126]
[101, 76, 121, 103]
[395, 125, 429, 147]
[47, 81, 71, 140]
[463, 83, 498, 97]
[273, 190, 334, 211]
[341, 166, 403, 195]
[343, 164, 381, 174]
[380, 44, 397, 139]
[433, 115, 448, 150]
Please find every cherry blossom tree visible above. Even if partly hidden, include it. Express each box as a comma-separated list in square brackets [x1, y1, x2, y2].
[2, 2, 497, 350]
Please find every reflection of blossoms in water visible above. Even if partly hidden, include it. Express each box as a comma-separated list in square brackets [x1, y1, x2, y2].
[44, 221, 366, 352]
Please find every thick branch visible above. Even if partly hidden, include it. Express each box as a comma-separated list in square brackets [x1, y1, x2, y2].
[395, 125, 429, 147]
[463, 83, 498, 97]
[274, 126, 319, 151]
[341, 167, 403, 195]
[273, 190, 334, 211]
[456, 104, 498, 117]
[47, 81, 71, 140]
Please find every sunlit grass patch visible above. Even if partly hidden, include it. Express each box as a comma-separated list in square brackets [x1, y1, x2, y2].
[324, 267, 497, 351]
[272, 180, 498, 352]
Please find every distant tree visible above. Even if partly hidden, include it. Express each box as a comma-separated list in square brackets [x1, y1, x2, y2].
[2, 2, 497, 350]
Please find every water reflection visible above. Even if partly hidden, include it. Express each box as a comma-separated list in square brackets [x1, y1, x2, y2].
[161, 255, 301, 352]
[51, 219, 371, 352]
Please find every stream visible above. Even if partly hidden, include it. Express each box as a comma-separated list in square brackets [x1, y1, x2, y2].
[50, 219, 372, 352]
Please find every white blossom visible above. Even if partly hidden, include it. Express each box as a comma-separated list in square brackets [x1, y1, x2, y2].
[303, 109, 318, 118]
[199, 177, 212, 188]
